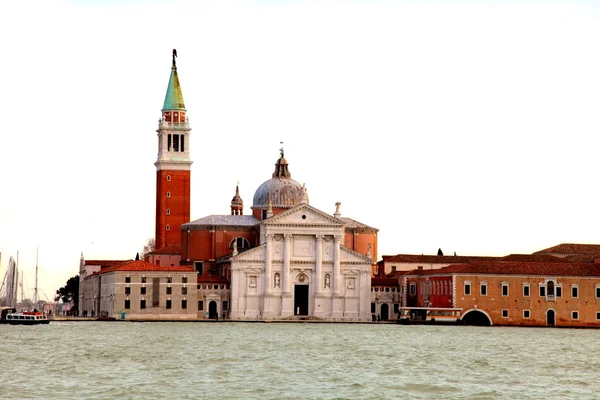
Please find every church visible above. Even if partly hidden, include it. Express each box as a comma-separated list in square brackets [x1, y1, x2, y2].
[150, 51, 379, 322]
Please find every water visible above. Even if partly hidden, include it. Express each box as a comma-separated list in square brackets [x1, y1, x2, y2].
[1, 322, 599, 399]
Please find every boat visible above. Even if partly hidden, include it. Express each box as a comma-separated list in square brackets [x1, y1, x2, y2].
[0, 307, 50, 325]
[397, 307, 463, 325]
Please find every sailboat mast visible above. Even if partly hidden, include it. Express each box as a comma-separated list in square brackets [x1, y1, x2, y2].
[33, 247, 39, 306]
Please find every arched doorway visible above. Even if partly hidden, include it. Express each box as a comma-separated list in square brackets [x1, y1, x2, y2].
[381, 304, 389, 321]
[461, 309, 492, 326]
[208, 301, 218, 319]
[546, 309, 556, 327]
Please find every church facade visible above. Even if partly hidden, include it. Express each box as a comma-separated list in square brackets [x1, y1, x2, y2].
[149, 51, 378, 321]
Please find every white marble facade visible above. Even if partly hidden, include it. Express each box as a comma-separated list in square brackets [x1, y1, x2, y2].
[229, 204, 373, 321]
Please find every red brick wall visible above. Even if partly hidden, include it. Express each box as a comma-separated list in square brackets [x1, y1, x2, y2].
[155, 170, 190, 250]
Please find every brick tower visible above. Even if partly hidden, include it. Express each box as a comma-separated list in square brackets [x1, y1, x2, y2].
[154, 49, 192, 250]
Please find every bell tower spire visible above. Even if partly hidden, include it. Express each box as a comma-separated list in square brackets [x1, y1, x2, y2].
[154, 49, 192, 251]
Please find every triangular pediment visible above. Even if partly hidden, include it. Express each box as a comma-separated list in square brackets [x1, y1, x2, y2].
[264, 204, 343, 227]
[340, 246, 373, 265]
[231, 243, 265, 262]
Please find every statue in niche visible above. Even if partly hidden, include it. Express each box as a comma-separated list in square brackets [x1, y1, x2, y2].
[366, 243, 372, 259]
[249, 276, 256, 288]
[274, 273, 281, 288]
[324, 274, 330, 289]
[299, 274, 306, 283]
[347, 279, 355, 289]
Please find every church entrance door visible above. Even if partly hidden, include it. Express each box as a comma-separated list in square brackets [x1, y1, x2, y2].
[209, 300, 218, 319]
[294, 285, 309, 316]
[381, 304, 389, 321]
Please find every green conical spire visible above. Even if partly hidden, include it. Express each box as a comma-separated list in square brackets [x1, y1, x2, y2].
[162, 50, 186, 111]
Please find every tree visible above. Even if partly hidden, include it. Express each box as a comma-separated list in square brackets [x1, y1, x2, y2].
[141, 237, 155, 259]
[55, 275, 79, 313]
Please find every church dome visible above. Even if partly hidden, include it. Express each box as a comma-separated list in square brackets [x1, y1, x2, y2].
[252, 152, 308, 210]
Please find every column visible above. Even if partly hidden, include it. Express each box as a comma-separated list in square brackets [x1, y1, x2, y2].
[315, 235, 324, 294]
[281, 234, 294, 317]
[331, 235, 343, 319]
[283, 234, 292, 294]
[230, 267, 239, 319]
[264, 234, 273, 294]
[333, 235, 341, 295]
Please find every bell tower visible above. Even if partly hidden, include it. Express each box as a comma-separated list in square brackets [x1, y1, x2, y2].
[154, 49, 192, 250]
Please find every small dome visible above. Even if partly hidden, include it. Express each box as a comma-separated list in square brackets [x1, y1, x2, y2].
[252, 153, 308, 210]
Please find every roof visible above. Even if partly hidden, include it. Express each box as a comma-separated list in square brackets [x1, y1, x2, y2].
[98, 260, 195, 274]
[499, 254, 565, 263]
[339, 217, 378, 232]
[197, 276, 230, 284]
[182, 215, 259, 228]
[150, 244, 181, 255]
[534, 243, 600, 256]
[85, 260, 130, 268]
[162, 66, 186, 111]
[372, 277, 399, 286]
[405, 261, 600, 277]
[381, 254, 498, 264]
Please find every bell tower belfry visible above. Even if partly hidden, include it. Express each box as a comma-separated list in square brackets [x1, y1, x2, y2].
[154, 49, 192, 250]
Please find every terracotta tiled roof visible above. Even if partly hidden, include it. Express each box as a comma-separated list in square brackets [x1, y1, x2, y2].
[372, 277, 399, 286]
[85, 260, 130, 268]
[499, 254, 565, 263]
[99, 260, 195, 274]
[406, 261, 600, 277]
[197, 276, 230, 284]
[150, 245, 181, 255]
[381, 254, 498, 264]
[534, 243, 600, 256]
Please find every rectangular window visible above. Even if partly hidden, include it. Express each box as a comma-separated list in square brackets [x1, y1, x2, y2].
[167, 134, 172, 151]
[195, 262, 204, 275]
[152, 277, 160, 307]
[539, 286, 546, 297]
[181, 300, 187, 309]
[502, 309, 508, 318]
[596, 312, 600, 321]
[182, 287, 188, 295]
[141, 276, 146, 283]
[572, 286, 579, 299]
[166, 287, 172, 295]
[167, 277, 172, 284]
[166, 300, 172, 309]
[173, 134, 179, 152]
[182, 277, 188, 284]
[523, 310, 530, 319]
[502, 283, 509, 297]
[223, 301, 229, 311]
[198, 301, 204, 311]
[410, 283, 416, 296]
[140, 286, 146, 295]
[480, 283, 487, 296]
[464, 283, 471, 296]
[124, 300, 130, 309]
[371, 303, 376, 313]
[125, 276, 131, 283]
[596, 287, 600, 299]
[140, 300, 146, 309]
[572, 311, 579, 320]
[180, 134, 185, 152]
[125, 287, 131, 295]
[556, 286, 562, 298]
[394, 304, 400, 314]
[523, 285, 530, 297]
[391, 266, 396, 272]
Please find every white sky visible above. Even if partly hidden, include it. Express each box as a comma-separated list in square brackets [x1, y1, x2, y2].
[1, 0, 599, 300]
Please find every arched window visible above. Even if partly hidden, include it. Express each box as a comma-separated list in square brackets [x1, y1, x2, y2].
[229, 237, 250, 250]
[547, 281, 555, 296]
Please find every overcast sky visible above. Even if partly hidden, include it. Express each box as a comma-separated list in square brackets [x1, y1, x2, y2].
[1, 0, 599, 300]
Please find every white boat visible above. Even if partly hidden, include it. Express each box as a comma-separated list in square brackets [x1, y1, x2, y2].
[0, 307, 50, 325]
